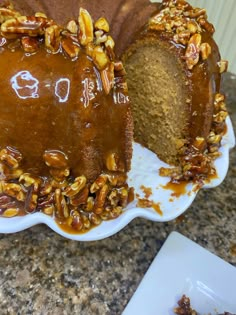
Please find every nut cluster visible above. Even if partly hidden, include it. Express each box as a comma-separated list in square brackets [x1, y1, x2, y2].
[149, 0, 228, 72]
[0, 147, 134, 232]
[0, 4, 124, 95]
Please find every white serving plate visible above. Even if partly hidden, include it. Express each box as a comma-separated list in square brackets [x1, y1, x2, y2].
[0, 117, 235, 241]
[122, 231, 236, 315]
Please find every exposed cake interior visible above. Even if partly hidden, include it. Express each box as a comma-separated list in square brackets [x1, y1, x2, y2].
[124, 39, 189, 165]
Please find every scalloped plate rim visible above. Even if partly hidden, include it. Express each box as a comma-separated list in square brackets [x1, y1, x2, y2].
[0, 116, 235, 241]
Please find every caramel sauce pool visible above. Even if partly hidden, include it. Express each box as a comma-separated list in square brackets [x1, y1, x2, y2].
[56, 219, 96, 235]
[161, 181, 188, 197]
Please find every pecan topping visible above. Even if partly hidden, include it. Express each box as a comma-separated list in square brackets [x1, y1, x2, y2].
[185, 33, 201, 70]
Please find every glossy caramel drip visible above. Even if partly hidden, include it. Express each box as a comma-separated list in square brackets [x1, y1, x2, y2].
[0, 40, 132, 181]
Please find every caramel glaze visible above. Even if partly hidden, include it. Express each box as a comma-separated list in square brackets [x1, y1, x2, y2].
[12, 0, 158, 57]
[0, 39, 132, 181]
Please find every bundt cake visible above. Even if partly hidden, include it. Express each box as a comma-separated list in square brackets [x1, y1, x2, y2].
[0, 2, 133, 231]
[121, 0, 228, 181]
[0, 0, 230, 232]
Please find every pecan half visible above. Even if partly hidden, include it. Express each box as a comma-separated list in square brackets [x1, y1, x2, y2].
[1, 16, 54, 38]
[63, 176, 87, 198]
[43, 150, 68, 169]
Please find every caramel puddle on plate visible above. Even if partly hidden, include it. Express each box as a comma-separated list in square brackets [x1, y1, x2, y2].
[161, 181, 188, 198]
[137, 185, 163, 216]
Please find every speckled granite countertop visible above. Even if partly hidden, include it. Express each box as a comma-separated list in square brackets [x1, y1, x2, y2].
[0, 73, 235, 315]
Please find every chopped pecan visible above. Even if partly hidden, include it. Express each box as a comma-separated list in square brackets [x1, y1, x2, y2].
[85, 196, 95, 212]
[63, 176, 87, 198]
[19, 173, 41, 188]
[94, 17, 109, 33]
[183, 8, 206, 19]
[108, 189, 119, 207]
[213, 111, 228, 123]
[78, 8, 94, 46]
[24, 184, 38, 213]
[0, 7, 20, 24]
[217, 60, 228, 74]
[1, 16, 54, 38]
[105, 35, 115, 50]
[185, 33, 201, 70]
[89, 213, 102, 226]
[198, 18, 215, 34]
[93, 184, 109, 214]
[81, 214, 91, 229]
[70, 186, 89, 207]
[35, 12, 47, 18]
[137, 198, 153, 208]
[193, 137, 206, 151]
[200, 42, 211, 60]
[186, 20, 199, 34]
[66, 19, 78, 34]
[49, 168, 70, 181]
[110, 206, 123, 219]
[101, 62, 114, 94]
[0, 149, 18, 169]
[207, 132, 222, 144]
[54, 188, 69, 218]
[42, 204, 55, 216]
[69, 210, 84, 231]
[106, 152, 125, 172]
[21, 36, 39, 53]
[3, 182, 22, 200]
[118, 187, 129, 208]
[90, 174, 108, 193]
[107, 173, 127, 187]
[174, 30, 191, 45]
[45, 24, 61, 52]
[3, 208, 19, 217]
[61, 37, 80, 58]
[92, 46, 109, 70]
[95, 30, 108, 45]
